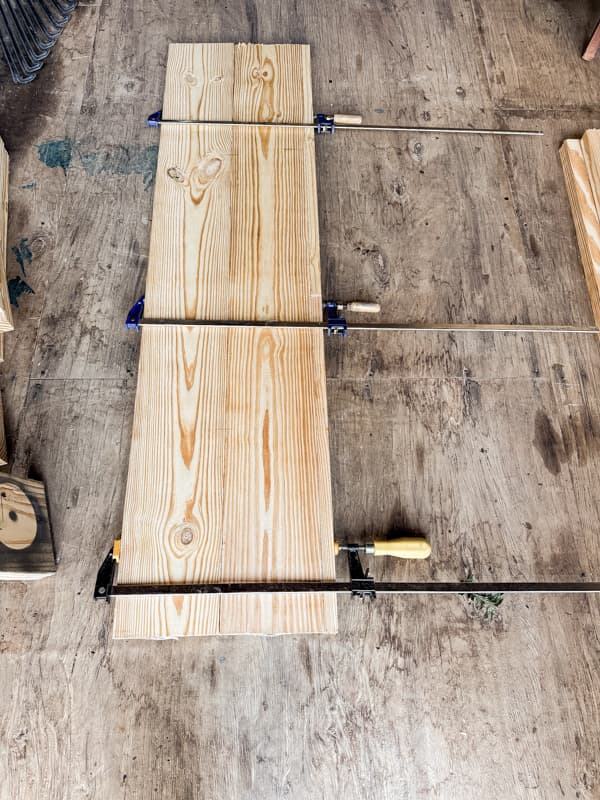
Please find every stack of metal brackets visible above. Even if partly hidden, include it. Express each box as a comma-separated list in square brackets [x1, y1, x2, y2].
[0, 0, 77, 84]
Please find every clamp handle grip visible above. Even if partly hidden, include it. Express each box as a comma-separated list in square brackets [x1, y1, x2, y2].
[344, 301, 381, 314]
[373, 538, 431, 559]
[333, 114, 363, 126]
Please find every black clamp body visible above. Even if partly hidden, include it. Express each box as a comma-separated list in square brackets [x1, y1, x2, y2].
[346, 549, 376, 599]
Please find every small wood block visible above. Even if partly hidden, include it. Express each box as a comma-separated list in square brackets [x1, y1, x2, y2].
[0, 476, 55, 580]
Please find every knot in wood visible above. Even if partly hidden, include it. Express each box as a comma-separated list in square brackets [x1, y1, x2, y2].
[167, 166, 186, 183]
[252, 59, 274, 83]
[169, 521, 200, 557]
[189, 156, 225, 201]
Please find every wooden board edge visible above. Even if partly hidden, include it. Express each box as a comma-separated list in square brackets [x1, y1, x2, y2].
[0, 139, 14, 333]
[560, 139, 600, 328]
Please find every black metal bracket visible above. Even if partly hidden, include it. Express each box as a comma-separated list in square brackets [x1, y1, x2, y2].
[347, 549, 376, 599]
[94, 548, 117, 601]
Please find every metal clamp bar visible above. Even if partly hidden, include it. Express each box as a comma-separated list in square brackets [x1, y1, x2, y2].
[134, 319, 599, 337]
[146, 109, 543, 137]
[104, 580, 600, 597]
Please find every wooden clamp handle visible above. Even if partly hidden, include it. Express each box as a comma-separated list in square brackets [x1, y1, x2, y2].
[333, 114, 363, 126]
[334, 537, 431, 559]
[373, 538, 431, 559]
[344, 302, 381, 314]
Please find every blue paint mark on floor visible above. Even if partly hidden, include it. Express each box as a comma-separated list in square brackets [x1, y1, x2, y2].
[20, 182, 36, 190]
[37, 138, 159, 189]
[11, 238, 33, 276]
[37, 139, 74, 174]
[8, 277, 34, 307]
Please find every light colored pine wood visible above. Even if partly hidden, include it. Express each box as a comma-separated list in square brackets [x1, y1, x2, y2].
[0, 140, 13, 333]
[114, 43, 336, 638]
[560, 138, 600, 327]
[581, 130, 600, 227]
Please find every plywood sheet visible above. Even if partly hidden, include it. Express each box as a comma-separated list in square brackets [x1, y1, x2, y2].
[114, 43, 336, 638]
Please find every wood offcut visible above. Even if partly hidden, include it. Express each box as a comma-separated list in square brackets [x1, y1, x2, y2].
[0, 475, 55, 580]
[561, 131, 600, 329]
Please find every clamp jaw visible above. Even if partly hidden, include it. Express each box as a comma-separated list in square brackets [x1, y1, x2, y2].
[314, 113, 335, 134]
[94, 540, 119, 601]
[126, 296, 145, 330]
[346, 549, 376, 599]
[147, 110, 162, 127]
[323, 301, 348, 336]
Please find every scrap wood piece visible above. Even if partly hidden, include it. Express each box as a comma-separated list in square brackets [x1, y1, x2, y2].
[0, 475, 55, 580]
[113, 43, 336, 638]
[583, 19, 600, 61]
[560, 137, 600, 327]
[0, 139, 13, 332]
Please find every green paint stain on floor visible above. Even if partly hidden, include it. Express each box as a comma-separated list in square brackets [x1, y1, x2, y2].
[8, 277, 34, 307]
[37, 139, 74, 173]
[11, 238, 33, 275]
[37, 138, 159, 189]
[79, 145, 159, 189]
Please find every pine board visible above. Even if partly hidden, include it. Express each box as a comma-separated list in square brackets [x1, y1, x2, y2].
[113, 43, 336, 638]
[560, 138, 600, 328]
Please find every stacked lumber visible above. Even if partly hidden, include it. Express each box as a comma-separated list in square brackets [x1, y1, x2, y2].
[113, 44, 337, 638]
[560, 131, 600, 327]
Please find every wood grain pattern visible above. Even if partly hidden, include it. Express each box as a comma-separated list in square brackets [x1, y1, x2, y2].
[561, 138, 600, 328]
[114, 43, 336, 638]
[0, 139, 12, 334]
[0, 475, 55, 580]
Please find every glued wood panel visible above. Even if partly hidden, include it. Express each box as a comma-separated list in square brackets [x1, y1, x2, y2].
[114, 43, 336, 638]
[0, 139, 13, 333]
[561, 138, 600, 327]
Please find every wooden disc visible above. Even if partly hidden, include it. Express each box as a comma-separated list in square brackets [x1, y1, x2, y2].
[0, 481, 37, 550]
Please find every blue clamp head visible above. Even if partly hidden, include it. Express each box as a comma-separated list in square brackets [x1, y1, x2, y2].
[126, 296, 145, 331]
[314, 114, 335, 135]
[147, 109, 163, 127]
[323, 301, 347, 336]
